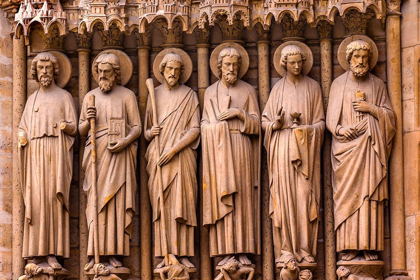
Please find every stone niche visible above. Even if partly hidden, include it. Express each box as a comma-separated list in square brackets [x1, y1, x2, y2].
[1, 0, 415, 280]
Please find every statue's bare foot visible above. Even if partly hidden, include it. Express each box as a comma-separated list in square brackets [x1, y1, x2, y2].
[109, 256, 122, 268]
[157, 259, 166, 269]
[239, 255, 252, 265]
[302, 255, 315, 263]
[342, 250, 358, 261]
[218, 255, 232, 266]
[47, 256, 62, 270]
[180, 258, 195, 268]
[364, 251, 378, 261]
[84, 258, 94, 271]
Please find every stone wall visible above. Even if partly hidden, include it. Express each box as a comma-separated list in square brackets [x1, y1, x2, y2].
[401, 1, 420, 279]
[0, 13, 13, 280]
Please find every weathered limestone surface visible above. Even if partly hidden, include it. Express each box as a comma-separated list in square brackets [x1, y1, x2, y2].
[0, 12, 13, 280]
[0, 0, 419, 279]
[401, 1, 420, 279]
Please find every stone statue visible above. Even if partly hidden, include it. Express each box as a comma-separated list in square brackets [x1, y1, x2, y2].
[18, 52, 77, 271]
[202, 44, 261, 268]
[326, 39, 396, 261]
[79, 52, 141, 270]
[145, 50, 200, 270]
[214, 257, 255, 280]
[262, 43, 325, 264]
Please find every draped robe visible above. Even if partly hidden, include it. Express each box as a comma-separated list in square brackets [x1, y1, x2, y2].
[262, 75, 325, 262]
[202, 80, 261, 256]
[19, 87, 77, 258]
[326, 72, 395, 252]
[80, 86, 141, 256]
[145, 85, 200, 257]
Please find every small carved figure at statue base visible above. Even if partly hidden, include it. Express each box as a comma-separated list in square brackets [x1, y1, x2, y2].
[92, 263, 122, 280]
[298, 270, 313, 280]
[279, 256, 300, 280]
[18, 261, 70, 280]
[85, 262, 130, 280]
[154, 254, 192, 280]
[214, 257, 255, 280]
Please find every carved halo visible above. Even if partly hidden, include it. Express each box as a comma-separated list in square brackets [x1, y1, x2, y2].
[337, 35, 379, 71]
[49, 51, 72, 88]
[92, 49, 133, 86]
[210, 42, 250, 79]
[152, 48, 193, 84]
[273, 41, 314, 77]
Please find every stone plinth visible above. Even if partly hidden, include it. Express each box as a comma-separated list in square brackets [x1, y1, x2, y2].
[84, 263, 130, 280]
[337, 257, 384, 280]
[276, 261, 318, 273]
[19, 262, 70, 280]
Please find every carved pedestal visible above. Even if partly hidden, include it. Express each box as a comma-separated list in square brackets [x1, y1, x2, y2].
[19, 262, 70, 280]
[337, 257, 384, 280]
[85, 263, 130, 280]
[153, 266, 197, 280]
[276, 262, 317, 280]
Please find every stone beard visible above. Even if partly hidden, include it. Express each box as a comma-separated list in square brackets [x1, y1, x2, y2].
[19, 52, 77, 265]
[262, 45, 325, 263]
[144, 53, 200, 262]
[326, 40, 396, 260]
[79, 53, 141, 266]
[201, 47, 261, 260]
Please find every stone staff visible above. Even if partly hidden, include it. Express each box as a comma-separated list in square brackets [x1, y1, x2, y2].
[146, 78, 169, 266]
[88, 95, 100, 265]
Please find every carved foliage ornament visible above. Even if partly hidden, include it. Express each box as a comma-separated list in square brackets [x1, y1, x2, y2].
[341, 9, 375, 36]
[281, 14, 306, 39]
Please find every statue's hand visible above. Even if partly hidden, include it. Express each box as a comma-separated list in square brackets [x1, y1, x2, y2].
[352, 100, 373, 114]
[341, 127, 358, 141]
[273, 111, 285, 131]
[218, 108, 240, 121]
[87, 105, 96, 120]
[108, 138, 129, 153]
[150, 125, 161, 137]
[18, 135, 28, 147]
[158, 148, 177, 166]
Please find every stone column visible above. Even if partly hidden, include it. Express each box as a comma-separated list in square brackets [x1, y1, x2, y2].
[317, 20, 336, 280]
[195, 27, 212, 280]
[137, 30, 153, 280]
[255, 24, 274, 280]
[76, 32, 92, 280]
[385, 1, 410, 279]
[12, 33, 26, 280]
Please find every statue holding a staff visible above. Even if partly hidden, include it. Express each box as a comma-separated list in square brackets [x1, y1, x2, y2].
[145, 48, 200, 275]
[79, 51, 141, 271]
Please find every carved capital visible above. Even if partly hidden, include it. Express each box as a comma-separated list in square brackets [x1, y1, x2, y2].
[43, 24, 64, 51]
[75, 32, 92, 50]
[215, 13, 244, 42]
[387, 0, 402, 15]
[254, 24, 270, 42]
[194, 27, 211, 45]
[136, 26, 152, 47]
[95, 23, 124, 50]
[317, 21, 333, 40]
[281, 14, 306, 39]
[153, 18, 183, 47]
[342, 9, 375, 36]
